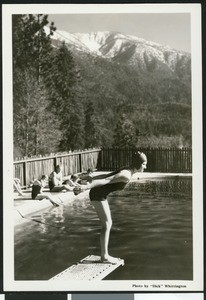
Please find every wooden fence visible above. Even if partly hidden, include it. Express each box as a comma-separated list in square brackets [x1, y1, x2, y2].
[14, 147, 192, 187]
[14, 149, 102, 186]
[100, 148, 192, 173]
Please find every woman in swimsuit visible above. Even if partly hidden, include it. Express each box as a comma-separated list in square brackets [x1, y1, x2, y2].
[32, 175, 60, 206]
[89, 151, 147, 264]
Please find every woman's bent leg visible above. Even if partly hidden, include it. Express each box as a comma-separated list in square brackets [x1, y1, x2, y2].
[92, 200, 121, 264]
[35, 194, 60, 206]
[50, 185, 73, 192]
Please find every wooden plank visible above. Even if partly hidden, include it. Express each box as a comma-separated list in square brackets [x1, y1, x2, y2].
[49, 255, 124, 281]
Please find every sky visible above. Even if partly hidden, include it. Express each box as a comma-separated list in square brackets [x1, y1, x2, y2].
[48, 13, 191, 52]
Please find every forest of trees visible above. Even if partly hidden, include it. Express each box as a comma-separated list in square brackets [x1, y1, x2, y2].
[13, 14, 86, 157]
[13, 14, 192, 159]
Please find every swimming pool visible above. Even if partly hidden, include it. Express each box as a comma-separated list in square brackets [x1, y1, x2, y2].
[14, 177, 192, 280]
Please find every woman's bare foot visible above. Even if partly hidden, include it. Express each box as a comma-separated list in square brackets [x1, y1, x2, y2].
[101, 255, 122, 264]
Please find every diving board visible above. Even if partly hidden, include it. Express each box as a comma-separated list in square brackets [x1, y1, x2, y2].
[49, 255, 124, 281]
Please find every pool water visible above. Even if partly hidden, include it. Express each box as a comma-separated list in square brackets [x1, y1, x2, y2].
[14, 178, 192, 280]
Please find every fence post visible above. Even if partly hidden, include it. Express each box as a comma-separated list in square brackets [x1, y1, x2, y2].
[79, 153, 82, 173]
[97, 149, 102, 170]
[54, 156, 57, 170]
[23, 161, 27, 187]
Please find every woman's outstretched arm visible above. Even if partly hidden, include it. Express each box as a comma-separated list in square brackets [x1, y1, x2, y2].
[88, 168, 131, 189]
[92, 167, 127, 180]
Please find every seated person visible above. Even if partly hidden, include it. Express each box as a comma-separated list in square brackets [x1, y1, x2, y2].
[71, 173, 94, 196]
[70, 174, 81, 186]
[78, 168, 93, 184]
[63, 174, 80, 187]
[69, 174, 85, 196]
[31, 175, 60, 206]
[49, 165, 74, 192]
[13, 178, 24, 196]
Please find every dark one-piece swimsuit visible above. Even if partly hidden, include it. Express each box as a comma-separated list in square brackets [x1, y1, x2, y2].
[31, 184, 41, 200]
[89, 181, 128, 201]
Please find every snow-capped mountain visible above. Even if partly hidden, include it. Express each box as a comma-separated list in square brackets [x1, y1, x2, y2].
[46, 27, 190, 73]
[44, 27, 191, 107]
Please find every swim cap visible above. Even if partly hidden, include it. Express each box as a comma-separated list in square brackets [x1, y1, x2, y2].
[132, 151, 147, 168]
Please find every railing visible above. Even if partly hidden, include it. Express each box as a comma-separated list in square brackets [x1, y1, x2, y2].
[100, 148, 192, 173]
[14, 147, 192, 187]
[14, 149, 102, 186]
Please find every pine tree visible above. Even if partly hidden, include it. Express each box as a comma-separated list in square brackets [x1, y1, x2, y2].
[43, 42, 76, 111]
[44, 42, 85, 151]
[113, 113, 138, 148]
[12, 14, 59, 157]
[84, 101, 101, 148]
[13, 14, 55, 76]
[59, 97, 85, 151]
[13, 67, 61, 157]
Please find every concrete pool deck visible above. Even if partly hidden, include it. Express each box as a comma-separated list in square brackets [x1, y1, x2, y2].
[14, 172, 192, 226]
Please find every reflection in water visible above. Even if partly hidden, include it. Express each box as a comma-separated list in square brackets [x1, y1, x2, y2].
[15, 178, 192, 281]
[34, 205, 66, 234]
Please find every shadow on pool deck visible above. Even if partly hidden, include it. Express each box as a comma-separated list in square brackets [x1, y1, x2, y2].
[14, 172, 192, 226]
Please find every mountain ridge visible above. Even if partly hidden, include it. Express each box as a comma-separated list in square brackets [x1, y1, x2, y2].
[47, 27, 189, 55]
[48, 27, 189, 54]
[45, 26, 192, 147]
[46, 27, 191, 82]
